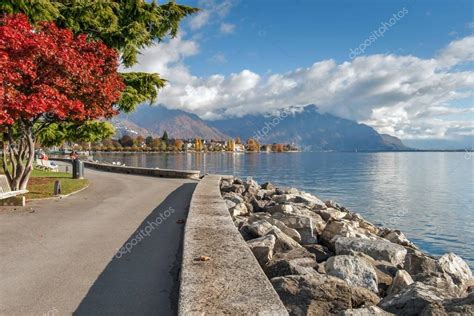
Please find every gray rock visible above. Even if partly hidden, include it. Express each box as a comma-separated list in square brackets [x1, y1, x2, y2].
[247, 234, 276, 266]
[387, 269, 413, 296]
[378, 281, 457, 315]
[326, 255, 379, 293]
[269, 227, 303, 253]
[249, 213, 302, 243]
[383, 230, 417, 249]
[414, 271, 467, 298]
[294, 192, 327, 209]
[338, 306, 394, 315]
[438, 252, 473, 292]
[404, 248, 442, 276]
[229, 202, 248, 217]
[303, 244, 333, 263]
[320, 220, 369, 250]
[246, 220, 273, 237]
[272, 213, 326, 244]
[266, 204, 294, 215]
[250, 198, 268, 212]
[335, 237, 407, 266]
[271, 273, 353, 315]
[316, 208, 347, 221]
[272, 273, 380, 315]
[222, 192, 244, 205]
[265, 247, 317, 278]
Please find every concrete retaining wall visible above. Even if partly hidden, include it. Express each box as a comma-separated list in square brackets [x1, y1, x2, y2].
[178, 174, 288, 315]
[51, 158, 200, 180]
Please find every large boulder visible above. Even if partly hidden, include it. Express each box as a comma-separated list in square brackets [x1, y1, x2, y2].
[271, 273, 349, 315]
[229, 202, 248, 217]
[265, 247, 317, 278]
[320, 220, 370, 250]
[245, 220, 273, 237]
[386, 269, 413, 296]
[271, 273, 379, 316]
[326, 255, 379, 293]
[250, 214, 302, 243]
[438, 253, 473, 292]
[316, 208, 347, 222]
[414, 271, 467, 298]
[268, 227, 303, 253]
[266, 204, 294, 215]
[335, 237, 407, 266]
[247, 234, 276, 266]
[378, 281, 458, 315]
[272, 212, 326, 244]
[403, 248, 441, 277]
[382, 230, 417, 249]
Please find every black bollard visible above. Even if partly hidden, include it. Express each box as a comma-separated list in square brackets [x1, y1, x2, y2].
[54, 180, 61, 196]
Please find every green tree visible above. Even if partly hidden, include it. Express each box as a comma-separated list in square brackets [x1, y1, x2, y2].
[161, 130, 169, 142]
[37, 122, 115, 147]
[145, 136, 154, 146]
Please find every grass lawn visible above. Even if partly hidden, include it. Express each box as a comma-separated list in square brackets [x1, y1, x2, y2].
[1, 168, 89, 200]
[27, 169, 89, 199]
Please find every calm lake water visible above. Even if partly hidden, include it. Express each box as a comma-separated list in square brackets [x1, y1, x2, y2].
[93, 151, 474, 268]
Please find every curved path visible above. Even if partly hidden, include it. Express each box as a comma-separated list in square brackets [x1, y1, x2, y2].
[0, 168, 197, 315]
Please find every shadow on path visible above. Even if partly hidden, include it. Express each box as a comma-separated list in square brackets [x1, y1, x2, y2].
[74, 182, 197, 316]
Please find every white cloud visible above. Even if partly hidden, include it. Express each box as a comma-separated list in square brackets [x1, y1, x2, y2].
[188, 0, 236, 30]
[189, 11, 211, 30]
[127, 35, 474, 141]
[220, 23, 235, 34]
[436, 36, 474, 68]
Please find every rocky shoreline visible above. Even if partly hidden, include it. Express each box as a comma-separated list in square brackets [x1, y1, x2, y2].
[220, 177, 473, 315]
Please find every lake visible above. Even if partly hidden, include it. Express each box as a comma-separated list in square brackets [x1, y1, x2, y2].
[92, 151, 474, 268]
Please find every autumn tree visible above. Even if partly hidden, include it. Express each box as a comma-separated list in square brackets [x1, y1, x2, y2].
[1, 0, 198, 112]
[0, 1, 197, 189]
[0, 14, 124, 189]
[135, 135, 145, 146]
[246, 138, 260, 152]
[173, 139, 184, 151]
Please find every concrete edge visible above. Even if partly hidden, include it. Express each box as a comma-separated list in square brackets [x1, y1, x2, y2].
[178, 174, 288, 315]
[51, 158, 200, 180]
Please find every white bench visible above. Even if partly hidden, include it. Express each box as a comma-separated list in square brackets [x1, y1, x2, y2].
[36, 159, 59, 172]
[0, 175, 28, 201]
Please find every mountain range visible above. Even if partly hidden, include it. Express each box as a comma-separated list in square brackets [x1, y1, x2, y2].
[112, 105, 410, 151]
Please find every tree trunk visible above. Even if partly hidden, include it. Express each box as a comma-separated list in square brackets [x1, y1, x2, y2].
[1, 125, 35, 191]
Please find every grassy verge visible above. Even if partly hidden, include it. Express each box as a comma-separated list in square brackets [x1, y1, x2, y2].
[1, 168, 89, 200]
[27, 169, 89, 199]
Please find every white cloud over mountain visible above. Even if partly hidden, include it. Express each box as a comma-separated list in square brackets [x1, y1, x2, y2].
[124, 35, 474, 142]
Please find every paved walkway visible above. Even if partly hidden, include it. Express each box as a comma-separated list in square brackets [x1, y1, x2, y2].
[0, 168, 197, 315]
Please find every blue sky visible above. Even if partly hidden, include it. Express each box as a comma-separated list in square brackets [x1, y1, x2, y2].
[179, 0, 473, 76]
[130, 0, 473, 147]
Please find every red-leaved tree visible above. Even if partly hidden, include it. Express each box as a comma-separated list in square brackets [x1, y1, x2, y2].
[0, 14, 125, 190]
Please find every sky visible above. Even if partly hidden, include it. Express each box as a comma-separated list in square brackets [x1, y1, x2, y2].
[126, 0, 474, 147]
